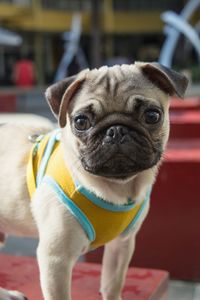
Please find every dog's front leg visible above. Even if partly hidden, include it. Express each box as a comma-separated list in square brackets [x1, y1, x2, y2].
[32, 186, 90, 300]
[37, 240, 75, 300]
[36, 220, 89, 300]
[100, 200, 150, 300]
[100, 233, 136, 300]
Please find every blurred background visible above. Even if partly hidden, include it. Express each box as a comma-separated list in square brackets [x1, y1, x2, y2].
[0, 0, 200, 117]
[0, 0, 199, 85]
[1, 1, 200, 299]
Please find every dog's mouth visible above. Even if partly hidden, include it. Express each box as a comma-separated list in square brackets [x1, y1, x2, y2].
[82, 155, 136, 179]
[79, 126, 163, 180]
[81, 149, 161, 180]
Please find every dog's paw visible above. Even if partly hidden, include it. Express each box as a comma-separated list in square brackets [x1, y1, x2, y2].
[0, 288, 27, 300]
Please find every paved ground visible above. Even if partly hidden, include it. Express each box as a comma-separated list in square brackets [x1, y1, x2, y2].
[0, 236, 38, 256]
[169, 280, 200, 300]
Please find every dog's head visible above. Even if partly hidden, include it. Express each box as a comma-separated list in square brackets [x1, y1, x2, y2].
[46, 62, 188, 180]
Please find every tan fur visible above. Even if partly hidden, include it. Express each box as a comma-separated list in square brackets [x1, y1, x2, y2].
[0, 63, 187, 300]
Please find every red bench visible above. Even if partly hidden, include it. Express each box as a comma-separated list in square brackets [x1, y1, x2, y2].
[0, 254, 168, 300]
[170, 98, 200, 111]
[170, 111, 200, 139]
[169, 98, 200, 139]
[0, 95, 17, 112]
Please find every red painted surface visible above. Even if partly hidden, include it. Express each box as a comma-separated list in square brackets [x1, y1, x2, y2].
[86, 140, 200, 280]
[133, 152, 200, 280]
[0, 95, 16, 112]
[167, 139, 200, 161]
[170, 98, 200, 111]
[0, 254, 168, 300]
[170, 111, 200, 139]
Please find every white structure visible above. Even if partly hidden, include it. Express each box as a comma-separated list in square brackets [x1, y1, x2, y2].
[0, 28, 22, 46]
[0, 28, 22, 79]
[54, 14, 88, 82]
[159, 0, 200, 67]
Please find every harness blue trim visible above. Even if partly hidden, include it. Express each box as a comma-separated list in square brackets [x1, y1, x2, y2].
[122, 188, 151, 235]
[42, 175, 96, 242]
[76, 184, 137, 212]
[36, 130, 60, 187]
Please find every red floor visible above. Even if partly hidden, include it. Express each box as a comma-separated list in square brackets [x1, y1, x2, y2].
[0, 254, 169, 300]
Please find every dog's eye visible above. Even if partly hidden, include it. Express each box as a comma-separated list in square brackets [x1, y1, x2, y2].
[74, 115, 91, 131]
[144, 109, 161, 124]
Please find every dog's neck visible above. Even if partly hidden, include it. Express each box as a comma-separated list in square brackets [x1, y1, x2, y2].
[73, 167, 156, 206]
[61, 133, 157, 206]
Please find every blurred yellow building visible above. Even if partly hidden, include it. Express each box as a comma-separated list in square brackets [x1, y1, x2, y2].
[0, 0, 199, 84]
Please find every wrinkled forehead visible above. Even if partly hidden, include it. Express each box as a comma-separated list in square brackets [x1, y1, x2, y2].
[70, 64, 169, 114]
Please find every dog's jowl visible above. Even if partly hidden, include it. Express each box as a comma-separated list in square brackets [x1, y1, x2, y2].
[0, 62, 188, 300]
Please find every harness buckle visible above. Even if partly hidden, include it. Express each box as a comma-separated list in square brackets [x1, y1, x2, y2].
[28, 134, 44, 143]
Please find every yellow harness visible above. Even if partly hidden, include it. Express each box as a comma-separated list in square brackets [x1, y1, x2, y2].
[27, 130, 150, 249]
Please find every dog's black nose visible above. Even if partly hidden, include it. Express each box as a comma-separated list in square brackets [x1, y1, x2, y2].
[105, 125, 129, 144]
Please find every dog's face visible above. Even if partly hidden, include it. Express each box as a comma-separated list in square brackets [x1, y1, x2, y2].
[46, 63, 188, 180]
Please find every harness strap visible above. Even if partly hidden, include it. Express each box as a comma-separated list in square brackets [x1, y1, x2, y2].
[36, 130, 60, 186]
[42, 176, 96, 242]
[27, 130, 61, 198]
[122, 188, 151, 235]
[27, 134, 50, 197]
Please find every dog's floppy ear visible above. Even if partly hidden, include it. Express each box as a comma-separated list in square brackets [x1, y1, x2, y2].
[45, 74, 86, 127]
[136, 62, 189, 98]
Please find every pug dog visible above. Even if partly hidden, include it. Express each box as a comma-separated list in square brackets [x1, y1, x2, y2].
[0, 62, 188, 300]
